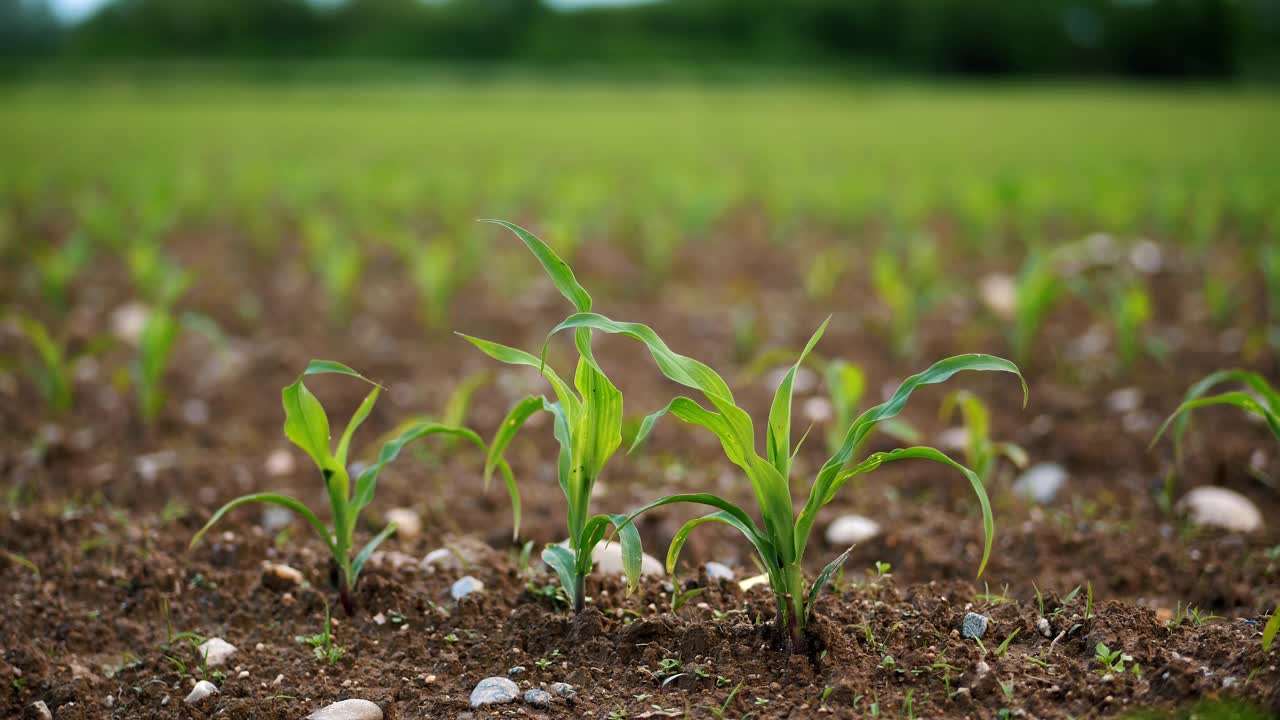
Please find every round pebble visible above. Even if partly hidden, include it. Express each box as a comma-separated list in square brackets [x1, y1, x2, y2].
[1178, 486, 1263, 532]
[470, 677, 519, 708]
[184, 680, 219, 706]
[705, 562, 735, 582]
[305, 698, 383, 720]
[524, 688, 553, 709]
[823, 514, 881, 546]
[549, 682, 576, 698]
[451, 576, 485, 600]
[1013, 463, 1068, 504]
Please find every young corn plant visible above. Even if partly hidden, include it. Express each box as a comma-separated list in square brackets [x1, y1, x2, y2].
[459, 220, 645, 613]
[1151, 369, 1280, 462]
[1110, 280, 1153, 371]
[939, 390, 1028, 486]
[9, 313, 77, 415]
[133, 304, 222, 426]
[545, 311, 1025, 651]
[1010, 254, 1064, 366]
[190, 361, 503, 615]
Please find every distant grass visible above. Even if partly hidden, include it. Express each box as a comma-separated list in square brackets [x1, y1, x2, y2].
[1, 76, 1276, 249]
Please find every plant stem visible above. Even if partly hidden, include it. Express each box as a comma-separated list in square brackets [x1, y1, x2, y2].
[784, 563, 807, 652]
[573, 572, 586, 613]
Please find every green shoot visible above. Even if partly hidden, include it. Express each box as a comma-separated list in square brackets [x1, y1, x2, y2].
[940, 390, 1028, 486]
[1094, 642, 1133, 675]
[529, 243, 1027, 651]
[9, 312, 77, 415]
[296, 603, 345, 666]
[33, 231, 93, 313]
[191, 360, 501, 615]
[1111, 280, 1152, 371]
[134, 308, 222, 425]
[1011, 254, 1063, 366]
[1151, 369, 1280, 461]
[1262, 604, 1279, 653]
[462, 220, 646, 613]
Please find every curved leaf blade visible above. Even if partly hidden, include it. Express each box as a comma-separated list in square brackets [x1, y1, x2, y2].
[190, 492, 334, 557]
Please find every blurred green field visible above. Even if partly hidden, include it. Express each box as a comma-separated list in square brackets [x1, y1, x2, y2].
[3, 81, 1278, 250]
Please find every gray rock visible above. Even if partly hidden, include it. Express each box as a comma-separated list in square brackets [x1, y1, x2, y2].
[184, 681, 219, 706]
[524, 689, 553, 709]
[823, 514, 881, 546]
[508, 665, 526, 676]
[385, 508, 422, 540]
[451, 576, 485, 600]
[195, 637, 237, 667]
[705, 562, 735, 582]
[549, 682, 576, 698]
[305, 699, 384, 720]
[1178, 486, 1263, 532]
[1037, 617, 1051, 638]
[1014, 463, 1068, 504]
[261, 506, 294, 531]
[961, 612, 989, 640]
[470, 677, 519, 708]
[28, 701, 52, 720]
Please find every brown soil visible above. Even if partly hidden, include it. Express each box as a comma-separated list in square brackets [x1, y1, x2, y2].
[3, 214, 1279, 719]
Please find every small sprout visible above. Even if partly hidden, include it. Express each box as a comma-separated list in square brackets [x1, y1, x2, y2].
[994, 629, 1019, 657]
[1095, 642, 1133, 675]
[295, 604, 344, 666]
[190, 360, 495, 615]
[1263, 604, 1279, 652]
[671, 587, 706, 613]
[1151, 369, 1280, 462]
[940, 390, 1027, 486]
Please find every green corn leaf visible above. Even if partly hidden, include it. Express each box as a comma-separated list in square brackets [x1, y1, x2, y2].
[456, 333, 579, 417]
[579, 513, 643, 594]
[545, 312, 735, 402]
[12, 313, 71, 413]
[542, 544, 580, 609]
[282, 377, 335, 471]
[543, 399, 575, 500]
[485, 395, 546, 488]
[796, 446, 993, 576]
[666, 510, 776, 578]
[767, 317, 829, 478]
[617, 492, 773, 569]
[1263, 604, 1279, 652]
[806, 546, 854, 620]
[1154, 391, 1280, 449]
[350, 522, 399, 584]
[336, 386, 380, 470]
[1157, 370, 1280, 458]
[190, 492, 334, 556]
[352, 421, 486, 520]
[442, 370, 490, 428]
[571, 351, 623, 500]
[493, 458, 522, 539]
[481, 219, 592, 313]
[302, 359, 378, 383]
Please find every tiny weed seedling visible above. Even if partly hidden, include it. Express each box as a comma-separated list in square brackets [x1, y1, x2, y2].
[462, 220, 648, 613]
[1169, 602, 1222, 628]
[296, 604, 345, 666]
[191, 360, 501, 614]
[538, 248, 1027, 650]
[1094, 642, 1133, 675]
[939, 390, 1027, 486]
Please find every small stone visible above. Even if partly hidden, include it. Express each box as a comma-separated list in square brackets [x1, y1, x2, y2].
[1106, 388, 1142, 414]
[265, 448, 295, 477]
[975, 660, 991, 676]
[261, 506, 294, 531]
[979, 273, 1017, 320]
[961, 613, 989, 640]
[508, 665, 526, 676]
[135, 451, 178, 483]
[451, 576, 485, 600]
[272, 673, 284, 686]
[470, 677, 519, 708]
[182, 398, 210, 426]
[1014, 463, 1068, 504]
[823, 514, 881, 546]
[1037, 617, 1051, 638]
[305, 698, 383, 720]
[111, 302, 150, 344]
[566, 540, 664, 576]
[184, 680, 219, 706]
[524, 689, 553, 708]
[262, 562, 305, 590]
[237, 670, 249, 679]
[385, 508, 422, 540]
[802, 397, 833, 424]
[1178, 486, 1263, 532]
[549, 682, 576, 698]
[937, 427, 969, 451]
[705, 562, 735, 582]
[1130, 240, 1163, 274]
[29, 700, 53, 720]
[196, 637, 238, 667]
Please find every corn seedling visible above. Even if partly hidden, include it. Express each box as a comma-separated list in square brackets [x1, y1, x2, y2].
[32, 231, 93, 313]
[1110, 280, 1153, 370]
[191, 360, 501, 614]
[939, 390, 1028, 486]
[296, 604, 345, 666]
[133, 305, 222, 425]
[9, 313, 77, 415]
[1151, 369, 1280, 462]
[544, 299, 1025, 650]
[301, 213, 363, 323]
[460, 220, 646, 613]
[1010, 253, 1064, 366]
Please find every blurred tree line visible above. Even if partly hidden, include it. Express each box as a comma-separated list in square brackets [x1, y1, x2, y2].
[3, 0, 1279, 79]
